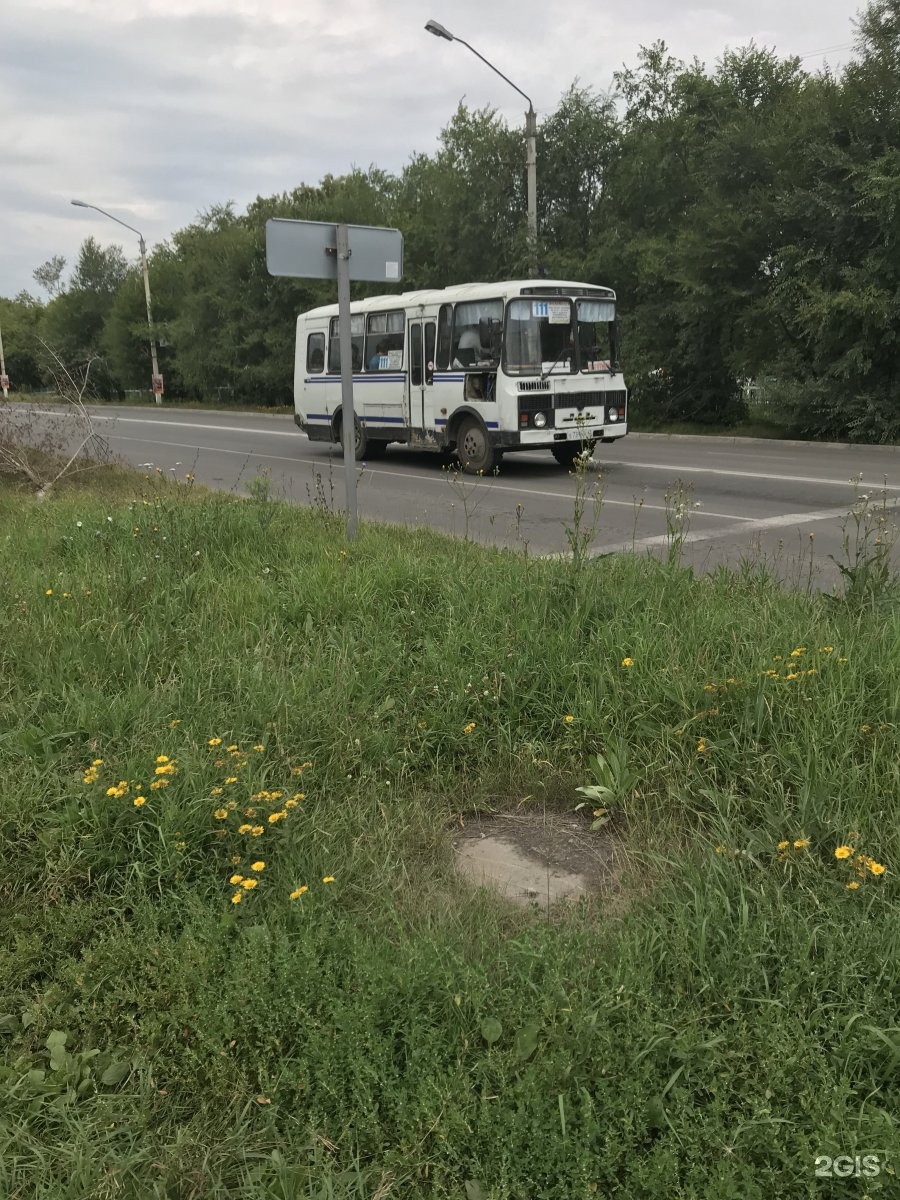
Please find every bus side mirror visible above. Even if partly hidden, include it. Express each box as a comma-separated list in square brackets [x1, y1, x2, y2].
[610, 319, 622, 371]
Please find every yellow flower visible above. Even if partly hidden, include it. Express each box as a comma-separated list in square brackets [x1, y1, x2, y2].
[869, 862, 886, 876]
[226, 745, 238, 752]
[563, 715, 575, 724]
[150, 779, 169, 790]
[133, 796, 147, 807]
[175, 840, 186, 851]
[417, 721, 428, 729]
[154, 763, 175, 776]
[213, 808, 229, 820]
[773, 655, 782, 661]
[250, 861, 265, 872]
[777, 840, 789, 851]
[231, 855, 242, 865]
[834, 846, 853, 860]
[621, 657, 634, 668]
[211, 787, 224, 796]
[253, 744, 265, 752]
[714, 845, 726, 854]
[224, 776, 238, 785]
[285, 799, 298, 810]
[238, 823, 252, 834]
[267, 811, 286, 824]
[155, 755, 170, 764]
[251, 825, 265, 836]
[229, 874, 244, 885]
[231, 892, 243, 904]
[45, 589, 53, 596]
[847, 881, 860, 891]
[463, 722, 476, 735]
[289, 886, 308, 900]
[241, 878, 258, 890]
[169, 719, 181, 728]
[785, 672, 799, 681]
[322, 876, 335, 884]
[208, 738, 222, 747]
[696, 739, 708, 754]
[790, 647, 806, 658]
[819, 646, 834, 653]
[793, 839, 809, 849]
[91, 759, 103, 766]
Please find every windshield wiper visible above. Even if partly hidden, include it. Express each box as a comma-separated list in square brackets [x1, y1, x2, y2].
[540, 345, 572, 382]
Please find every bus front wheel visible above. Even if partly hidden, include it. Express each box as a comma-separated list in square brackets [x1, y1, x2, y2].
[551, 441, 595, 468]
[456, 417, 501, 474]
[339, 414, 368, 462]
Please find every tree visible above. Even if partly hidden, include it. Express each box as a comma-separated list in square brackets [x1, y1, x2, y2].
[32, 255, 67, 299]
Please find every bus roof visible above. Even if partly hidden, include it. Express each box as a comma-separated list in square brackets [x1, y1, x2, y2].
[297, 279, 616, 323]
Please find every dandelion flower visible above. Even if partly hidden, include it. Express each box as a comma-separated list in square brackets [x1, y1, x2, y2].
[169, 719, 181, 728]
[133, 796, 147, 807]
[253, 744, 265, 752]
[213, 808, 229, 820]
[714, 845, 726, 854]
[226, 745, 238, 752]
[790, 647, 806, 658]
[251, 825, 265, 836]
[869, 862, 886, 876]
[564, 714, 575, 724]
[463, 722, 476, 735]
[777, 840, 789, 851]
[834, 846, 853, 860]
[211, 787, 224, 796]
[847, 881, 860, 891]
[793, 839, 809, 849]
[150, 779, 169, 790]
[250, 861, 265, 872]
[45, 589, 53, 596]
[231, 892, 243, 904]
[229, 874, 244, 885]
[322, 876, 335, 884]
[290, 887, 308, 900]
[621, 657, 634, 668]
[238, 823, 252, 835]
[820, 646, 834, 653]
[155, 755, 170, 764]
[208, 738, 222, 747]
[285, 799, 298, 809]
[267, 812, 286, 825]
[241, 878, 258, 890]
[224, 776, 238, 785]
[91, 759, 103, 766]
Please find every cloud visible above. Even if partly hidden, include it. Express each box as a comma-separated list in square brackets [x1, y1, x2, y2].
[3, 0, 860, 297]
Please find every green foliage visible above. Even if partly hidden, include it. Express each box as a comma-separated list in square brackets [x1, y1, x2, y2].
[1, 475, 899, 1195]
[3, 2, 900, 438]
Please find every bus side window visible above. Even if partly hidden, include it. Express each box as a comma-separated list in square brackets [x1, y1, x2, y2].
[410, 325, 423, 387]
[328, 315, 365, 373]
[436, 305, 452, 370]
[425, 322, 436, 385]
[306, 332, 325, 374]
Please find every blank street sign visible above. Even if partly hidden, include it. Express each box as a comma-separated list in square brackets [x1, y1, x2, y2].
[265, 219, 403, 284]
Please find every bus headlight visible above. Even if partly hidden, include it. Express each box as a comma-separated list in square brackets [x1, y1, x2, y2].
[533, 411, 548, 429]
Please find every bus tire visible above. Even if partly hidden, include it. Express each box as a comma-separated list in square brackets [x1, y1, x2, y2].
[551, 441, 595, 468]
[338, 414, 368, 462]
[455, 417, 501, 474]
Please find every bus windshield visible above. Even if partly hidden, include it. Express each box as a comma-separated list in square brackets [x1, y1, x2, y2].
[503, 298, 575, 376]
[576, 299, 616, 373]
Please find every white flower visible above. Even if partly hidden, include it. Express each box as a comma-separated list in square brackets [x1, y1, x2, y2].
[76, 521, 83, 528]
[106, 516, 112, 523]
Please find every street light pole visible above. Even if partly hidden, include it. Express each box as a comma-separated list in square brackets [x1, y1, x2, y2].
[425, 19, 538, 276]
[70, 199, 164, 404]
[0, 315, 8, 399]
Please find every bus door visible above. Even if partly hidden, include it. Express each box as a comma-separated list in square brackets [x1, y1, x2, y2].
[407, 317, 436, 436]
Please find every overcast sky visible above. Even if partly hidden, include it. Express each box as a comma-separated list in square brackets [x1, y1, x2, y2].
[2, 0, 862, 298]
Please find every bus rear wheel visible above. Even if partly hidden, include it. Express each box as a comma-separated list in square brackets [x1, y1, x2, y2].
[455, 417, 501, 474]
[339, 414, 368, 462]
[551, 440, 595, 468]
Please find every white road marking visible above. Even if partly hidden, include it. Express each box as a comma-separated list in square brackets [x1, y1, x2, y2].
[104, 432, 757, 522]
[592, 502, 899, 555]
[610, 458, 900, 491]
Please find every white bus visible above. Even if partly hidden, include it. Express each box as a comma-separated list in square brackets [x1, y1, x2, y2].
[293, 279, 627, 473]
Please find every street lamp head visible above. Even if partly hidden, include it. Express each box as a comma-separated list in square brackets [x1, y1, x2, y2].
[70, 199, 89, 208]
[424, 19, 454, 40]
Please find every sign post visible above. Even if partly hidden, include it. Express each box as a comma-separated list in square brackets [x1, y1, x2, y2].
[265, 218, 403, 542]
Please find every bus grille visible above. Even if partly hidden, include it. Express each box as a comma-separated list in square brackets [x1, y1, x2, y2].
[555, 389, 626, 410]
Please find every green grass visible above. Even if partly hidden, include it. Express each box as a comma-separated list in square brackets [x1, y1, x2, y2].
[1, 470, 899, 1198]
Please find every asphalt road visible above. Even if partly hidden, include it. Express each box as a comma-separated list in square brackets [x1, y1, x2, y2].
[12, 404, 900, 587]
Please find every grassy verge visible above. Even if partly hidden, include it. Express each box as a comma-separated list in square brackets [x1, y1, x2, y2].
[1, 470, 899, 1198]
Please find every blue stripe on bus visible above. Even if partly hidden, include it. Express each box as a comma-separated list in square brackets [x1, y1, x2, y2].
[434, 419, 499, 429]
[306, 375, 405, 383]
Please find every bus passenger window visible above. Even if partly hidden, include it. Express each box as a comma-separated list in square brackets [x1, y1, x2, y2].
[436, 305, 452, 369]
[328, 315, 365, 373]
[306, 332, 325, 374]
[365, 310, 404, 370]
